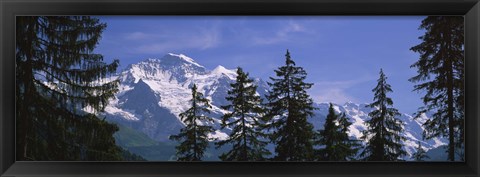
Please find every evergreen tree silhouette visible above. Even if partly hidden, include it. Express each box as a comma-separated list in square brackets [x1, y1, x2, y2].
[360, 69, 406, 161]
[410, 16, 464, 161]
[16, 16, 122, 160]
[264, 50, 316, 161]
[170, 84, 214, 161]
[216, 67, 270, 161]
[337, 112, 362, 161]
[316, 103, 360, 161]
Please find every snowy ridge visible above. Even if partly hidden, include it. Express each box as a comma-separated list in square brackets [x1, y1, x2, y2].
[211, 65, 237, 80]
[166, 53, 203, 67]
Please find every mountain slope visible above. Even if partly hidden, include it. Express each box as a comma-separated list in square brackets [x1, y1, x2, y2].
[114, 124, 158, 147]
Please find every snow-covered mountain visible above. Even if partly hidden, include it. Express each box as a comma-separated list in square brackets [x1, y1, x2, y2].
[104, 53, 269, 141]
[103, 53, 446, 160]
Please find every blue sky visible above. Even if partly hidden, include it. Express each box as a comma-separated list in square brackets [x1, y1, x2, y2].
[94, 16, 427, 114]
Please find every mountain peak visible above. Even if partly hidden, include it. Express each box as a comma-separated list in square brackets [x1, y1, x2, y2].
[164, 53, 203, 67]
[344, 101, 359, 107]
[212, 65, 236, 74]
[211, 65, 237, 79]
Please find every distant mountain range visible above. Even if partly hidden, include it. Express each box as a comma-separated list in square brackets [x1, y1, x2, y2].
[100, 53, 448, 161]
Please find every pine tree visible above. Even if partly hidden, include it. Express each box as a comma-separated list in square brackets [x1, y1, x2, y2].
[360, 69, 406, 161]
[317, 103, 339, 161]
[337, 112, 362, 161]
[16, 16, 122, 160]
[264, 50, 316, 161]
[410, 16, 464, 161]
[169, 84, 214, 161]
[316, 103, 360, 161]
[412, 141, 429, 161]
[215, 67, 270, 161]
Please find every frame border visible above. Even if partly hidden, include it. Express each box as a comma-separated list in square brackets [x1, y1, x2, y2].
[1, 0, 479, 176]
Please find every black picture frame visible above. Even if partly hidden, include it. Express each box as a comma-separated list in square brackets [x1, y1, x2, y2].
[1, 0, 479, 176]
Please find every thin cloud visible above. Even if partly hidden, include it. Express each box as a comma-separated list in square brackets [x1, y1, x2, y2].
[124, 27, 221, 54]
[310, 77, 374, 104]
[253, 21, 306, 45]
[311, 88, 357, 104]
[125, 32, 151, 40]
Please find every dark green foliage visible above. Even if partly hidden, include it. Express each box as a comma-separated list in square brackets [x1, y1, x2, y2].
[113, 124, 158, 147]
[120, 148, 147, 161]
[337, 112, 362, 160]
[16, 16, 122, 160]
[126, 141, 232, 161]
[316, 103, 360, 161]
[412, 141, 429, 161]
[264, 50, 316, 161]
[127, 142, 177, 161]
[216, 67, 270, 161]
[360, 69, 406, 161]
[169, 84, 214, 161]
[410, 16, 464, 161]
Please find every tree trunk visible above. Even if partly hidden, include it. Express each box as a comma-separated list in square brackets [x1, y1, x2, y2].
[446, 27, 455, 161]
